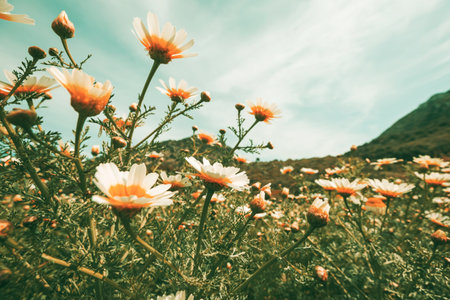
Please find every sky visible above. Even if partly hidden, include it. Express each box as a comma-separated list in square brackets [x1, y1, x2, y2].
[2, 0, 450, 161]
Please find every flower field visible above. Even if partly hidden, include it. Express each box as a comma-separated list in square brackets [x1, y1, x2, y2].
[0, 3, 449, 299]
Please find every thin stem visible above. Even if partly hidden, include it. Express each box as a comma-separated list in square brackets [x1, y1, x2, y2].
[232, 226, 315, 294]
[74, 114, 88, 195]
[208, 212, 256, 278]
[41, 253, 133, 297]
[192, 188, 214, 274]
[103, 110, 128, 140]
[379, 197, 391, 234]
[134, 99, 204, 149]
[61, 38, 78, 68]
[126, 61, 160, 160]
[26, 98, 43, 132]
[230, 120, 259, 157]
[120, 216, 188, 282]
[0, 108, 51, 201]
[0, 58, 38, 107]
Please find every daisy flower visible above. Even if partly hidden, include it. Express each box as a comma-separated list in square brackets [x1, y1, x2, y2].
[47, 67, 113, 117]
[233, 155, 248, 164]
[197, 131, 216, 145]
[185, 157, 249, 191]
[160, 171, 191, 190]
[364, 197, 386, 215]
[133, 11, 196, 64]
[0, 70, 58, 99]
[280, 166, 294, 174]
[331, 178, 366, 196]
[370, 158, 403, 170]
[156, 77, 197, 102]
[210, 193, 226, 204]
[325, 166, 347, 176]
[301, 167, 318, 175]
[147, 151, 163, 159]
[425, 211, 450, 228]
[368, 179, 415, 198]
[415, 172, 450, 186]
[0, 0, 34, 24]
[315, 179, 336, 191]
[413, 155, 449, 169]
[248, 98, 281, 123]
[92, 163, 174, 214]
[307, 198, 330, 227]
[156, 290, 194, 300]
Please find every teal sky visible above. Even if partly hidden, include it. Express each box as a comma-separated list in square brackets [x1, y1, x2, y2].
[2, 0, 450, 161]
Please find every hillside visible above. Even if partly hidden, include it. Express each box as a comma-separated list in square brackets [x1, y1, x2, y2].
[346, 90, 450, 160]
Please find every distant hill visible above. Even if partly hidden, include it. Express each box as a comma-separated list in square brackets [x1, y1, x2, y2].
[153, 90, 449, 188]
[346, 90, 450, 160]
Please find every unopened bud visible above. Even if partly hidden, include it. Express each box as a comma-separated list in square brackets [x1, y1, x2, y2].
[315, 266, 328, 282]
[107, 105, 116, 113]
[0, 268, 12, 287]
[307, 199, 330, 228]
[28, 46, 47, 60]
[51, 11, 75, 39]
[200, 91, 211, 102]
[129, 103, 138, 112]
[22, 216, 38, 229]
[235, 103, 245, 111]
[267, 142, 274, 150]
[91, 145, 100, 156]
[6, 109, 37, 129]
[111, 136, 127, 148]
[219, 128, 226, 135]
[350, 144, 357, 151]
[192, 125, 198, 132]
[251, 182, 261, 191]
[250, 192, 266, 214]
[48, 47, 59, 57]
[431, 229, 448, 245]
[0, 220, 13, 238]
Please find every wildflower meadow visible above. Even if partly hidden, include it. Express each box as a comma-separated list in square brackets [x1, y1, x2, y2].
[0, 2, 449, 299]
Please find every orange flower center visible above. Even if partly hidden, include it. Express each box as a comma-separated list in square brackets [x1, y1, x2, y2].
[335, 187, 356, 195]
[250, 106, 275, 122]
[145, 35, 182, 64]
[425, 179, 445, 186]
[375, 189, 402, 198]
[167, 89, 191, 101]
[198, 133, 214, 144]
[195, 172, 231, 187]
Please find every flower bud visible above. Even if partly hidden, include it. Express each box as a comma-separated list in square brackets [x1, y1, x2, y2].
[431, 229, 448, 245]
[91, 145, 100, 156]
[250, 192, 266, 214]
[281, 187, 289, 198]
[49, 47, 59, 57]
[107, 105, 116, 113]
[51, 11, 75, 39]
[251, 182, 261, 191]
[192, 125, 198, 132]
[22, 216, 38, 229]
[235, 103, 245, 111]
[0, 220, 13, 238]
[267, 141, 274, 150]
[315, 266, 328, 282]
[129, 103, 138, 112]
[200, 91, 211, 102]
[6, 109, 37, 129]
[307, 199, 330, 228]
[219, 128, 226, 135]
[111, 136, 127, 148]
[28, 46, 47, 60]
[0, 268, 12, 287]
[350, 144, 357, 151]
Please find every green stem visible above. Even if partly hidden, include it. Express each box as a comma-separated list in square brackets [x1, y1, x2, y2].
[232, 226, 315, 294]
[230, 120, 259, 157]
[208, 212, 256, 278]
[0, 108, 51, 201]
[126, 61, 160, 160]
[192, 188, 214, 274]
[379, 197, 391, 234]
[120, 216, 188, 282]
[74, 114, 87, 195]
[61, 38, 78, 68]
[0, 58, 38, 107]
